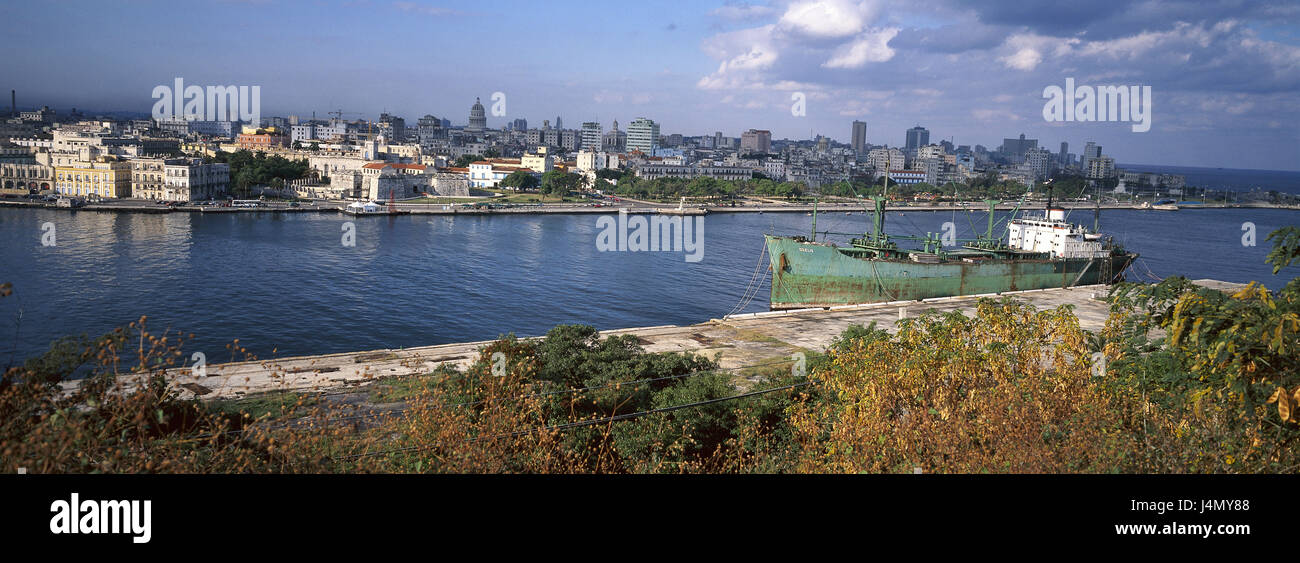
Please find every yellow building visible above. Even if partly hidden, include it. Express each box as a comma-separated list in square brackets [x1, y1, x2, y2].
[55, 157, 132, 199]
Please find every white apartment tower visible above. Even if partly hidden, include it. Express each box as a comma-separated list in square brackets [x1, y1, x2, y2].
[626, 117, 659, 153]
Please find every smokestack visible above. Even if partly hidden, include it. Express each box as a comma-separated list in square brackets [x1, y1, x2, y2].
[10, 90, 14, 117]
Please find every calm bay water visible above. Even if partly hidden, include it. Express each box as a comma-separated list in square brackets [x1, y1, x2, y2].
[1115, 164, 1300, 193]
[1, 206, 1296, 364]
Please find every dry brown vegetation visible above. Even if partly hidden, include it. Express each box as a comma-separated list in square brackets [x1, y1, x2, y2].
[2, 267, 1296, 474]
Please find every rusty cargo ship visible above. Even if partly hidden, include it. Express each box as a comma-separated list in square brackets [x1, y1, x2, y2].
[765, 196, 1137, 310]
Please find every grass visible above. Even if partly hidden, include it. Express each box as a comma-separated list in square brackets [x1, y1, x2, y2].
[368, 366, 458, 403]
[208, 391, 319, 421]
[493, 193, 582, 204]
[367, 374, 436, 403]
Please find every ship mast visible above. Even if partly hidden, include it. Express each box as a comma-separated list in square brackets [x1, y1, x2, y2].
[1093, 179, 1101, 233]
[870, 157, 892, 244]
[983, 199, 1000, 241]
[810, 197, 818, 240]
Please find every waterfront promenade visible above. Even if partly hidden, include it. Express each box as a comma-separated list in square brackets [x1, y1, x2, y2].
[4, 197, 1295, 217]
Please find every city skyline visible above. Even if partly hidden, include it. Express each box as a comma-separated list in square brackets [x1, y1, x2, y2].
[2, 0, 1298, 170]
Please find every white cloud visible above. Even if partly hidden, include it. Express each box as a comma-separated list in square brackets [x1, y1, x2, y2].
[698, 25, 781, 89]
[996, 34, 1078, 71]
[823, 27, 899, 68]
[1001, 48, 1042, 71]
[778, 0, 879, 39]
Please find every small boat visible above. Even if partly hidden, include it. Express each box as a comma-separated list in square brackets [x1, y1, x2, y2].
[342, 201, 408, 216]
[1152, 199, 1179, 211]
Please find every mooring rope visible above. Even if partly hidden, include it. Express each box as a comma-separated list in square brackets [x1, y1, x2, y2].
[724, 243, 769, 318]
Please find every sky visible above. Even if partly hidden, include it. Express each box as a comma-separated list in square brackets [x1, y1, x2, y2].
[2, 0, 1298, 170]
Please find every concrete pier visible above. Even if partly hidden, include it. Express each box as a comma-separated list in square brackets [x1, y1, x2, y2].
[60, 280, 1246, 402]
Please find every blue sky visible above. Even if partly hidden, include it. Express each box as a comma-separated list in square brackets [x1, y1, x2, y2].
[2, 0, 1299, 170]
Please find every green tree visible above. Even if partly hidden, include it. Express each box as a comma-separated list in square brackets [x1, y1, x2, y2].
[453, 154, 482, 168]
[1265, 226, 1300, 275]
[540, 170, 581, 199]
[500, 170, 539, 191]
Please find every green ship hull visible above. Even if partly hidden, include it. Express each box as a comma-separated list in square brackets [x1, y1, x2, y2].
[765, 235, 1136, 310]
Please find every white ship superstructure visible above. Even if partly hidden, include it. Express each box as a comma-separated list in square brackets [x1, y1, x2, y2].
[1007, 208, 1111, 259]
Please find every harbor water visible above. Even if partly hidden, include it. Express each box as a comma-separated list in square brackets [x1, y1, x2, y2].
[0, 206, 1295, 363]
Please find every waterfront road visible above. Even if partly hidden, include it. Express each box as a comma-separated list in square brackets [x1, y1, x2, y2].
[4, 195, 1293, 216]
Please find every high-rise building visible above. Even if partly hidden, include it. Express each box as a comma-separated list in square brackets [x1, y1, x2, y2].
[1059, 141, 1069, 165]
[1081, 141, 1101, 172]
[851, 121, 867, 155]
[580, 122, 602, 151]
[1087, 155, 1115, 180]
[467, 98, 487, 133]
[740, 129, 771, 154]
[378, 113, 406, 141]
[1000, 133, 1038, 158]
[627, 117, 660, 153]
[417, 115, 444, 141]
[560, 129, 578, 151]
[1025, 147, 1054, 182]
[916, 144, 946, 161]
[866, 147, 905, 175]
[905, 126, 929, 151]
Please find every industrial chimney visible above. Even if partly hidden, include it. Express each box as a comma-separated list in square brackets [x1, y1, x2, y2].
[10, 90, 14, 117]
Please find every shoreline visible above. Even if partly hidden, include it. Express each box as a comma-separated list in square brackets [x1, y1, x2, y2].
[3, 198, 1298, 216]
[57, 279, 1248, 400]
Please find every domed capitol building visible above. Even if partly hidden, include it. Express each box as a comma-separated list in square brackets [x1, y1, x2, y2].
[466, 97, 487, 133]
